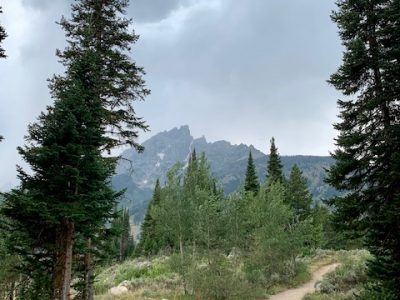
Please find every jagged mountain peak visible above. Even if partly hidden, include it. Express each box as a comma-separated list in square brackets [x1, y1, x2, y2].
[113, 125, 336, 223]
[150, 125, 192, 140]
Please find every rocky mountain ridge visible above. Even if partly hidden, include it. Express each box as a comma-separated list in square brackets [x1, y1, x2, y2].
[113, 125, 336, 223]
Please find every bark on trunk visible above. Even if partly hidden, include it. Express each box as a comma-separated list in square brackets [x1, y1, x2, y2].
[83, 238, 94, 300]
[52, 219, 75, 300]
[179, 236, 188, 295]
[9, 281, 15, 300]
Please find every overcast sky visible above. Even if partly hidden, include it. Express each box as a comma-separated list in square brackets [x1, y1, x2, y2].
[0, 0, 343, 190]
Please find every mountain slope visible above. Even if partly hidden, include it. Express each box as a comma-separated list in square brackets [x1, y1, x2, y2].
[113, 125, 336, 223]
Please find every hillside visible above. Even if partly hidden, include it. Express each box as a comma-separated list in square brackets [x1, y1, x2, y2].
[113, 126, 336, 224]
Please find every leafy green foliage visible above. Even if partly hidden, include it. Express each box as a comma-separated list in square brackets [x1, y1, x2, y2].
[188, 252, 260, 300]
[146, 151, 223, 257]
[245, 182, 307, 286]
[130, 149, 327, 298]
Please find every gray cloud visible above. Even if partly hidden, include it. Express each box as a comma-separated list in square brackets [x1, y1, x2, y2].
[129, 0, 189, 23]
[0, 0, 342, 189]
[133, 0, 342, 153]
[21, 0, 72, 12]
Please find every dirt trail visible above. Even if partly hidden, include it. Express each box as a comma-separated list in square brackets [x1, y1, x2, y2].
[268, 263, 340, 300]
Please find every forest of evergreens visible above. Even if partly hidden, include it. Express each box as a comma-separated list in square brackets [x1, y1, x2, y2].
[0, 0, 399, 299]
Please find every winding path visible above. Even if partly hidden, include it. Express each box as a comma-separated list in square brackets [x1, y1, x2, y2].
[269, 263, 340, 300]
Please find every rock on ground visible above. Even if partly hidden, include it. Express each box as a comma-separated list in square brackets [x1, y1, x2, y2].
[109, 285, 128, 296]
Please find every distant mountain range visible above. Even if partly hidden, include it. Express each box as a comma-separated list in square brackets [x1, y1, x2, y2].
[112, 125, 337, 224]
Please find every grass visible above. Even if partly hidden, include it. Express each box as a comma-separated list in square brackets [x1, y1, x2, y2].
[95, 288, 194, 300]
[93, 249, 369, 300]
[93, 256, 179, 297]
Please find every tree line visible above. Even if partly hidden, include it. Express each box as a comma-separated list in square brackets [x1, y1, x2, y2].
[134, 141, 336, 298]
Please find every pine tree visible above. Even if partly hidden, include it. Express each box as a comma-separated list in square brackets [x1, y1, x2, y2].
[136, 179, 163, 256]
[51, 0, 149, 151]
[266, 137, 284, 184]
[0, 206, 20, 299]
[1, 1, 149, 298]
[2, 65, 120, 299]
[244, 151, 259, 194]
[326, 1, 400, 297]
[109, 209, 134, 261]
[286, 164, 312, 219]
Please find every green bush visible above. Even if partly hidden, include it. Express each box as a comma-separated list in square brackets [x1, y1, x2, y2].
[318, 250, 370, 294]
[290, 261, 311, 287]
[304, 250, 372, 300]
[190, 253, 261, 300]
[358, 282, 397, 300]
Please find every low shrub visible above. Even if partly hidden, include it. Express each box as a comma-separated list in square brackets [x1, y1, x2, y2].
[304, 250, 372, 300]
[93, 256, 174, 295]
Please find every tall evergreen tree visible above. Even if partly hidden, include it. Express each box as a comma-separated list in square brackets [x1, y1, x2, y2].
[266, 137, 284, 184]
[2, 62, 120, 299]
[1, 0, 149, 298]
[326, 1, 400, 297]
[112, 209, 134, 261]
[286, 164, 312, 219]
[136, 179, 163, 256]
[51, 0, 149, 151]
[244, 150, 259, 194]
[0, 205, 20, 299]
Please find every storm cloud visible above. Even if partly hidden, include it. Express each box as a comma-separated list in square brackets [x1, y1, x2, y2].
[0, 0, 342, 189]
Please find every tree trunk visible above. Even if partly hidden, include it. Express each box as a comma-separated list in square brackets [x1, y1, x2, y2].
[9, 281, 15, 300]
[52, 219, 75, 300]
[179, 236, 189, 295]
[83, 238, 93, 300]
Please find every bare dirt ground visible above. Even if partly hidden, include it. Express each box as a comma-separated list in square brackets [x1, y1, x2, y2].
[268, 263, 340, 300]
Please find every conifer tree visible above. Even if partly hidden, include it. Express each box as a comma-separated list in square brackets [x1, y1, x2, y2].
[266, 137, 284, 184]
[2, 64, 120, 299]
[112, 209, 134, 261]
[244, 151, 259, 194]
[2, 0, 148, 298]
[327, 1, 400, 296]
[136, 179, 162, 256]
[287, 164, 312, 219]
[0, 207, 20, 299]
[184, 149, 198, 193]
